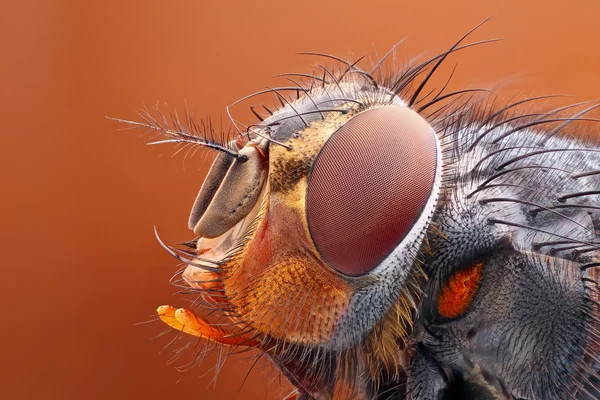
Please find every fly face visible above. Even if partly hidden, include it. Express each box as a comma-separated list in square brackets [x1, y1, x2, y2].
[113, 75, 444, 396]
[172, 84, 442, 394]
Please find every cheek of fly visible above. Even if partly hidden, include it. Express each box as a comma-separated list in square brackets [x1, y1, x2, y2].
[437, 261, 484, 319]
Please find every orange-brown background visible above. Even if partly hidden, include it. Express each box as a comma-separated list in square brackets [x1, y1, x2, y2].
[2, 0, 599, 399]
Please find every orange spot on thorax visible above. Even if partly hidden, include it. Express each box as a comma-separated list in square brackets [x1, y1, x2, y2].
[437, 261, 484, 319]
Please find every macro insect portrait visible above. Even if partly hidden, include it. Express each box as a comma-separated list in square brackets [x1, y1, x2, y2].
[4, 2, 600, 400]
[111, 17, 600, 400]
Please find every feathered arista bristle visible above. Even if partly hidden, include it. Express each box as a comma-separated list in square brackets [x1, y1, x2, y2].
[107, 104, 242, 159]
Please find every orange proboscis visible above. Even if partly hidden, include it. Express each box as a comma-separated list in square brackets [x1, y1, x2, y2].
[437, 261, 484, 319]
[157, 305, 259, 347]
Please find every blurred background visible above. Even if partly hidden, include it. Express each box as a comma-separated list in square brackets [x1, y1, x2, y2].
[2, 0, 600, 398]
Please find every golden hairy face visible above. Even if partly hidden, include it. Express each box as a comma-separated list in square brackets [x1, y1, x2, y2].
[132, 72, 443, 391]
[173, 94, 441, 348]
[224, 104, 439, 345]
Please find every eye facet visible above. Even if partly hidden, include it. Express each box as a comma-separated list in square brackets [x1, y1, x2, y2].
[306, 106, 439, 276]
[437, 261, 484, 319]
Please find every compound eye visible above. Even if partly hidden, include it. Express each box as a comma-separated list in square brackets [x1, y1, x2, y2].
[306, 106, 438, 276]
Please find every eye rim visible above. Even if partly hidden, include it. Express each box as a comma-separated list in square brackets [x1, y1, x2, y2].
[305, 105, 440, 277]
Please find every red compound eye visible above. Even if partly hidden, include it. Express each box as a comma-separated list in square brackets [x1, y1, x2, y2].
[306, 106, 438, 276]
